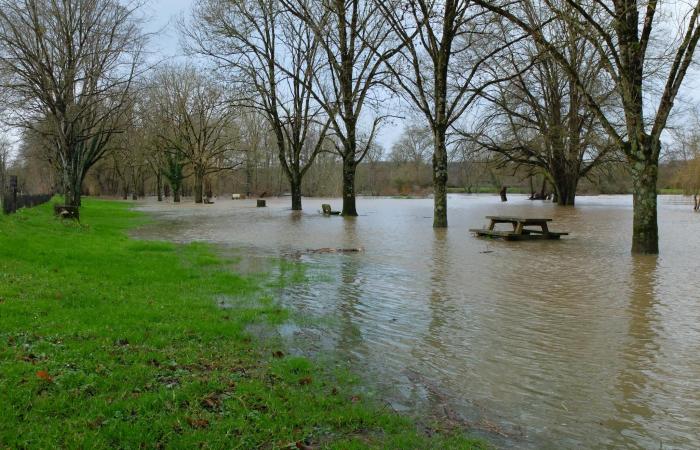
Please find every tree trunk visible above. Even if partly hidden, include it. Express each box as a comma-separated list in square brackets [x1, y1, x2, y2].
[63, 165, 82, 207]
[432, 129, 448, 228]
[290, 176, 302, 211]
[342, 159, 358, 216]
[173, 186, 181, 203]
[156, 171, 163, 202]
[194, 169, 204, 204]
[539, 178, 547, 198]
[554, 176, 577, 206]
[132, 192, 137, 200]
[122, 185, 128, 200]
[631, 162, 659, 254]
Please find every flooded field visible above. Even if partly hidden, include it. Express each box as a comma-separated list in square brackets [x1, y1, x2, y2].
[134, 194, 700, 448]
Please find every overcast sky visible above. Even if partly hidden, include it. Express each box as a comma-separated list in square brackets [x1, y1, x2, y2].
[5, 0, 697, 156]
[143, 0, 403, 151]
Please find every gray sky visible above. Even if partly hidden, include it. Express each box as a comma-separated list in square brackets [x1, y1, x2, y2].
[134, 0, 700, 154]
[143, 0, 402, 151]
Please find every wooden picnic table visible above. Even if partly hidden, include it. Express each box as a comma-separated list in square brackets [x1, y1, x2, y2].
[470, 216, 568, 241]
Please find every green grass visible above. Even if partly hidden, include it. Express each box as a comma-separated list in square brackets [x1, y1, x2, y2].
[0, 199, 486, 449]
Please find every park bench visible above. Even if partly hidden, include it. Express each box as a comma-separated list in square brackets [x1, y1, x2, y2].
[321, 204, 340, 215]
[470, 216, 568, 241]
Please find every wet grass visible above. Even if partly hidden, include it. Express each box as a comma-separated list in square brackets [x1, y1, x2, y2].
[0, 199, 486, 449]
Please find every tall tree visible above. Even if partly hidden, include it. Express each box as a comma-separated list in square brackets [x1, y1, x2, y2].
[150, 65, 240, 204]
[283, 0, 398, 216]
[185, 0, 330, 210]
[474, 0, 700, 252]
[389, 123, 432, 182]
[376, 0, 523, 227]
[469, 10, 617, 205]
[0, 0, 146, 208]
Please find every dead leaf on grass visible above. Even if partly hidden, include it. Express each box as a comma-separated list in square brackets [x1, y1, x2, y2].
[36, 370, 53, 382]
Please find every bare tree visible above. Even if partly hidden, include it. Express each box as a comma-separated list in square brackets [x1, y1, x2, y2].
[469, 10, 617, 205]
[0, 0, 147, 208]
[389, 123, 432, 182]
[150, 65, 241, 204]
[376, 0, 524, 227]
[185, 0, 331, 210]
[474, 0, 700, 253]
[282, 0, 399, 216]
[669, 111, 700, 206]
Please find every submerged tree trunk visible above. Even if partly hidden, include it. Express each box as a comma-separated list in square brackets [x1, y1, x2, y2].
[553, 176, 578, 206]
[432, 129, 448, 228]
[290, 176, 302, 211]
[156, 171, 163, 202]
[499, 186, 508, 202]
[194, 168, 204, 204]
[342, 159, 358, 216]
[631, 161, 659, 254]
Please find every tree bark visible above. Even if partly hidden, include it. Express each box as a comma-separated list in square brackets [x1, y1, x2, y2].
[173, 186, 181, 203]
[432, 129, 448, 228]
[63, 165, 82, 207]
[156, 171, 163, 202]
[194, 168, 204, 204]
[631, 161, 659, 254]
[554, 176, 577, 206]
[290, 176, 302, 211]
[341, 159, 358, 216]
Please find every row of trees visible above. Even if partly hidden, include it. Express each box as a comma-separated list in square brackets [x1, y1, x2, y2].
[1, 0, 700, 254]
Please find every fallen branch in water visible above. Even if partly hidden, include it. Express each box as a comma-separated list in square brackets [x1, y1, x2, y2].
[304, 247, 365, 254]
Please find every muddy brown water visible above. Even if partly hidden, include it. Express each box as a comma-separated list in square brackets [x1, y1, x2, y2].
[134, 194, 700, 449]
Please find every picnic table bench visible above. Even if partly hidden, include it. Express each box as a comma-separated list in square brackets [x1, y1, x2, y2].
[470, 216, 569, 241]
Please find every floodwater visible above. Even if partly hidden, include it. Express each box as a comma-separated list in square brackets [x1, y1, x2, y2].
[134, 195, 700, 449]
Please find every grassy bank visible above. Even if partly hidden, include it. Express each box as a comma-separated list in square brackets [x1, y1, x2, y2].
[0, 200, 485, 449]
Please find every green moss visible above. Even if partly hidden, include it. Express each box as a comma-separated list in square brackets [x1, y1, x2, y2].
[0, 199, 486, 449]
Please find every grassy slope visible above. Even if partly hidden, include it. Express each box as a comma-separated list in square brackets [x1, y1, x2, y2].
[0, 200, 485, 449]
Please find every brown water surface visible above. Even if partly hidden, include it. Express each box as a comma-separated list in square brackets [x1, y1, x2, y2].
[134, 194, 700, 449]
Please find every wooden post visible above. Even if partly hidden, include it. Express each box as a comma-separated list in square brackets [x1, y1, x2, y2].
[499, 186, 508, 202]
